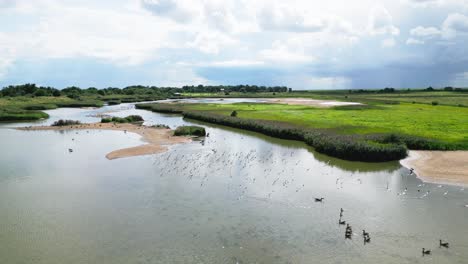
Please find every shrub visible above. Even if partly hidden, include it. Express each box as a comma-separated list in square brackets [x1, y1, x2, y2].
[230, 110, 238, 117]
[431, 101, 439, 106]
[52, 119, 81, 126]
[152, 124, 170, 129]
[107, 100, 121, 105]
[174, 126, 206, 137]
[100, 115, 144, 123]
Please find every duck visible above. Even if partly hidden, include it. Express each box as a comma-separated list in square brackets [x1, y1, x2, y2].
[439, 240, 449, 248]
[422, 248, 431, 256]
[315, 197, 324, 202]
[339, 219, 346, 225]
[68, 148, 73, 153]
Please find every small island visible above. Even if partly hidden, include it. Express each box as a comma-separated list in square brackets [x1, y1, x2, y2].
[18, 121, 194, 160]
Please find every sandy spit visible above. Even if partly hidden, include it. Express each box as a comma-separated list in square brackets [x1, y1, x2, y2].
[400, 150, 468, 186]
[17, 123, 192, 160]
[262, 98, 362, 107]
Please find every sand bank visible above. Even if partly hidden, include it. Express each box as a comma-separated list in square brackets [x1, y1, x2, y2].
[262, 98, 362, 107]
[400, 151, 468, 186]
[18, 123, 192, 160]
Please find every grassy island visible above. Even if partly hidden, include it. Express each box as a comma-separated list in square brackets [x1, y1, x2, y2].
[174, 126, 206, 137]
[101, 115, 144, 124]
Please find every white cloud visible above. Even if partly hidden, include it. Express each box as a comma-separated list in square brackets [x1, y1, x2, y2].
[367, 5, 400, 36]
[187, 32, 238, 54]
[410, 26, 441, 37]
[442, 13, 468, 38]
[406, 38, 425, 44]
[259, 41, 315, 64]
[257, 3, 328, 33]
[141, 0, 198, 23]
[382, 38, 396, 47]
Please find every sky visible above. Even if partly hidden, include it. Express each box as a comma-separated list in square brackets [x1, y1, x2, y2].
[1, 0, 468, 90]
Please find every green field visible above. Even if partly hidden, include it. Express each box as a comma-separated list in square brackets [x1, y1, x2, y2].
[180, 103, 468, 147]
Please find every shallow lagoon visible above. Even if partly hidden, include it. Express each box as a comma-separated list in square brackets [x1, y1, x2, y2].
[0, 102, 467, 263]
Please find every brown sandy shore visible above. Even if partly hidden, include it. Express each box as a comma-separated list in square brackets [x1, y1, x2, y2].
[17, 123, 192, 160]
[400, 151, 468, 186]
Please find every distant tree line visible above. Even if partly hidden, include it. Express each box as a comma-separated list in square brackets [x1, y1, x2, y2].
[181, 84, 289, 93]
[0, 84, 291, 98]
[348, 86, 467, 93]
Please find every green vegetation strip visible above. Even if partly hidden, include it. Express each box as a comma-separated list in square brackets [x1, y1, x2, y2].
[136, 102, 468, 162]
[174, 126, 206, 137]
[101, 115, 144, 123]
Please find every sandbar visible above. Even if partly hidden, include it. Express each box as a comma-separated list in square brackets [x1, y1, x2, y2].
[17, 123, 192, 160]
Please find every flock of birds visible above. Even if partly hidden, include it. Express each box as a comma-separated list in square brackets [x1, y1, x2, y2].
[60, 111, 465, 259]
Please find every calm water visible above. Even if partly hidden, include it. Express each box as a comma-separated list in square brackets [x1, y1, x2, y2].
[0, 102, 467, 264]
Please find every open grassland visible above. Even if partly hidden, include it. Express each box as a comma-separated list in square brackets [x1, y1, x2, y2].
[179, 103, 468, 147]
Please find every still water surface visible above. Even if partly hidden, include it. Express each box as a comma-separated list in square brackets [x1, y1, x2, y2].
[0, 102, 467, 263]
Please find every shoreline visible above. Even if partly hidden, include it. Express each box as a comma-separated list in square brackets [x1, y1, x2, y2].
[400, 150, 468, 187]
[262, 98, 362, 107]
[17, 123, 192, 160]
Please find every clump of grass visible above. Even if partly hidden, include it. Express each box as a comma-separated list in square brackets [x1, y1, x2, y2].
[107, 100, 121, 105]
[23, 104, 58, 110]
[101, 115, 144, 123]
[152, 124, 170, 129]
[0, 108, 49, 121]
[135, 103, 183, 113]
[174, 126, 206, 136]
[51, 119, 81, 126]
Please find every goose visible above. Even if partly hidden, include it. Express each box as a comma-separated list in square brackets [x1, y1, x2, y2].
[364, 236, 371, 243]
[315, 198, 324, 202]
[68, 148, 73, 153]
[363, 230, 369, 237]
[422, 248, 431, 256]
[439, 240, 449, 248]
[339, 219, 346, 225]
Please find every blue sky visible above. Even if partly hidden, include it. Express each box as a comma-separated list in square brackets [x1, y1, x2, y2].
[1, 0, 468, 90]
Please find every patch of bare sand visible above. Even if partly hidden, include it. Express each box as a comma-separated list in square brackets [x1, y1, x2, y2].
[262, 98, 362, 107]
[17, 123, 192, 160]
[400, 151, 468, 186]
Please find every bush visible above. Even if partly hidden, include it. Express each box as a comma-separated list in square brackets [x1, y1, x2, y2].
[230, 110, 238, 117]
[135, 103, 183, 113]
[107, 100, 121, 105]
[432, 101, 439, 106]
[100, 115, 144, 123]
[174, 126, 206, 137]
[51, 119, 81, 126]
[152, 124, 170, 129]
